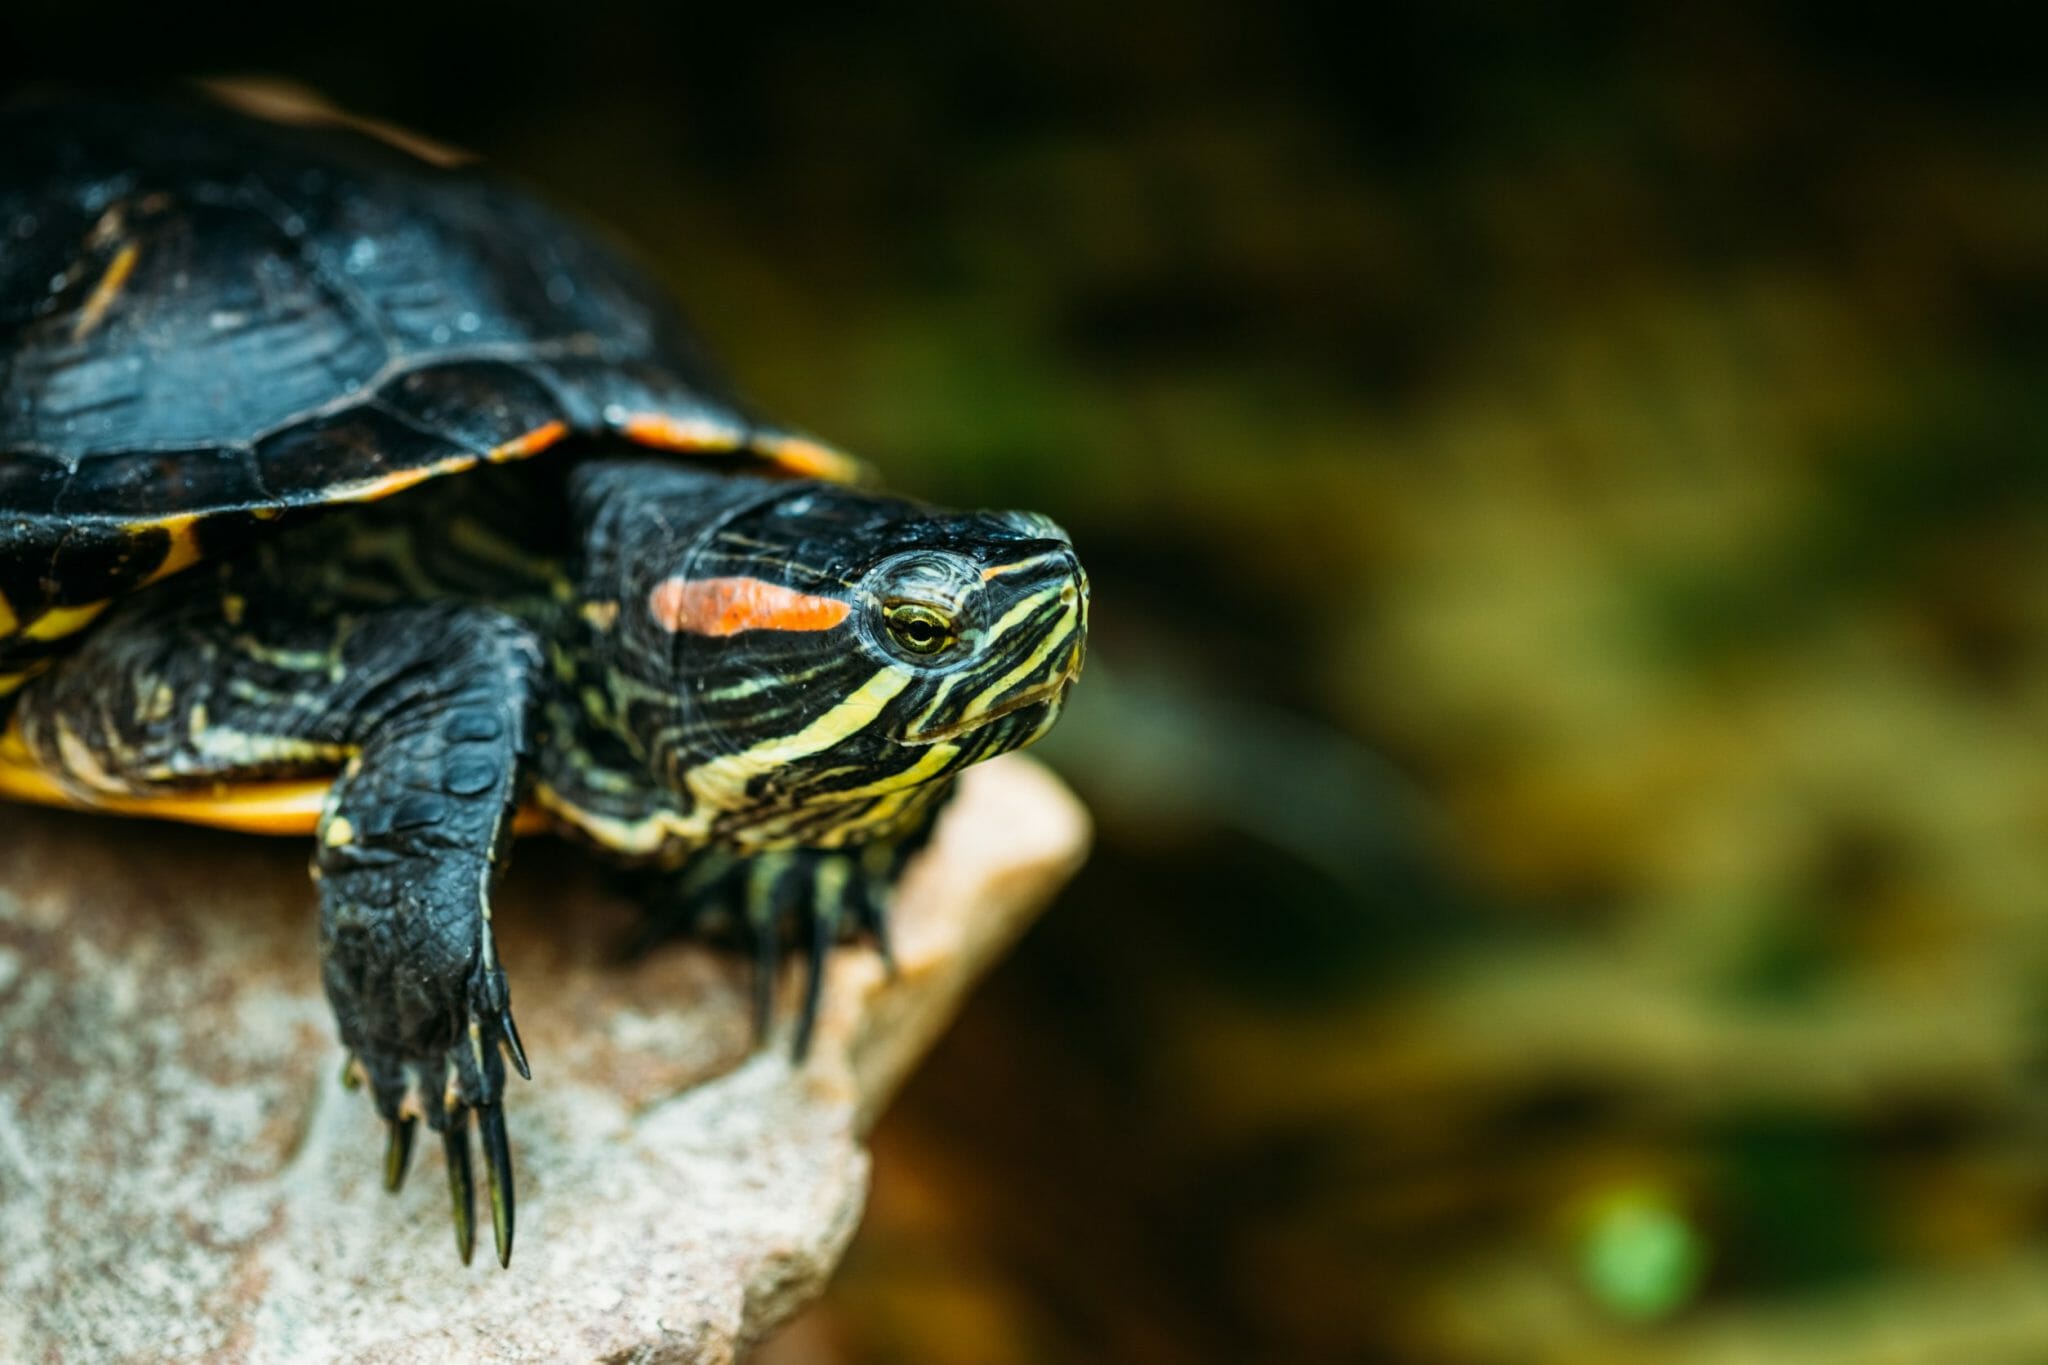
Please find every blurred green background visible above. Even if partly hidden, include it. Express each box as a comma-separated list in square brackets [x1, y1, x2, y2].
[11, 4, 2048, 1361]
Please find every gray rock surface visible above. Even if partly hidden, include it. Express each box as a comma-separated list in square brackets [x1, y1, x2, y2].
[0, 756, 1088, 1363]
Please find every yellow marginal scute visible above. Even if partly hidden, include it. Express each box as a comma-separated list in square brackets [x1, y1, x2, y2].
[754, 433, 870, 485]
[328, 453, 480, 507]
[486, 420, 569, 464]
[93, 421, 572, 601]
[619, 412, 746, 454]
[615, 412, 871, 487]
[0, 723, 550, 837]
[24, 600, 112, 643]
[0, 732, 332, 833]
[302, 423, 571, 512]
[0, 591, 17, 638]
[138, 512, 206, 588]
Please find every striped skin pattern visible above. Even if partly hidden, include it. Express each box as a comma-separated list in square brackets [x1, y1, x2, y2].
[0, 87, 1088, 1275]
[544, 462, 1085, 863]
[2, 457, 1087, 1268]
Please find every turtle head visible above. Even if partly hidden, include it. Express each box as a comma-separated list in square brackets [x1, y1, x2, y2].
[584, 466, 1087, 838]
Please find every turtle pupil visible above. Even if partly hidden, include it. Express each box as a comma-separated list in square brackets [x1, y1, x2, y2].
[886, 603, 953, 656]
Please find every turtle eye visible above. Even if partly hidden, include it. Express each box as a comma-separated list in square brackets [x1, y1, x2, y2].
[884, 601, 956, 657]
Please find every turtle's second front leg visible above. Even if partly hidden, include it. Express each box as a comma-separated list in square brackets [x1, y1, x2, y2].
[314, 607, 542, 1269]
[634, 798, 951, 1057]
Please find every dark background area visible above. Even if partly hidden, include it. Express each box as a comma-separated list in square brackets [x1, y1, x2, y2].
[10, 4, 2048, 1361]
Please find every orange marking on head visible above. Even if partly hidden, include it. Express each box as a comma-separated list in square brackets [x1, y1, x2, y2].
[488, 420, 569, 463]
[649, 576, 851, 637]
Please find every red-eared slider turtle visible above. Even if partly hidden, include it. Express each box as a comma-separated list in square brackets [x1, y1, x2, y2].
[0, 91, 1088, 1268]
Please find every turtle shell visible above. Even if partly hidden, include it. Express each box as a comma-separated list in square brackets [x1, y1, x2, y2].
[0, 90, 861, 693]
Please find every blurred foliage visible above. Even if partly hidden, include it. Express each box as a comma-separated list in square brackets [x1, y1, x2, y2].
[1575, 1186, 1709, 1323]
[11, 2, 2048, 1361]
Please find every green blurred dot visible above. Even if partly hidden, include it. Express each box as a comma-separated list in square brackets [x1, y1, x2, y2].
[1578, 1191, 1709, 1322]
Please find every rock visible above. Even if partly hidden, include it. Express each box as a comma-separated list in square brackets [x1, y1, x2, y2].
[0, 756, 1089, 1364]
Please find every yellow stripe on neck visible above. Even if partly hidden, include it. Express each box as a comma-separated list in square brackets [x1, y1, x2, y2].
[684, 667, 909, 811]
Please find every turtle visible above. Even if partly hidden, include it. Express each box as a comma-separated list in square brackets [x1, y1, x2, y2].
[0, 90, 1088, 1269]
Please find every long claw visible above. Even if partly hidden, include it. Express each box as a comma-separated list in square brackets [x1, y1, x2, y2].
[480, 1105, 516, 1269]
[501, 1009, 531, 1082]
[444, 1121, 476, 1266]
[384, 1116, 416, 1193]
[793, 902, 836, 1060]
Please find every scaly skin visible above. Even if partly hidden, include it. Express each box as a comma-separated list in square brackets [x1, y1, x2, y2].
[7, 458, 1087, 1267]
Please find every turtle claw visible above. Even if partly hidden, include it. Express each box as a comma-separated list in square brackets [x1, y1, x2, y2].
[443, 1121, 476, 1267]
[479, 1104, 516, 1268]
[337, 976, 527, 1266]
[384, 1116, 416, 1193]
[501, 1008, 531, 1082]
[425, 1099, 513, 1268]
[735, 850, 844, 1060]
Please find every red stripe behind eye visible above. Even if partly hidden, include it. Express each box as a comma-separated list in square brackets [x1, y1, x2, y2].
[649, 577, 851, 636]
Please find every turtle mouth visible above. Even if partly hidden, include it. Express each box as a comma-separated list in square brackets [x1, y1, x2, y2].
[901, 673, 1075, 745]
[900, 565, 1087, 747]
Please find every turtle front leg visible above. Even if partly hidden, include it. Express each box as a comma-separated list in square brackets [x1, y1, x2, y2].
[315, 609, 541, 1269]
[15, 588, 545, 1266]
